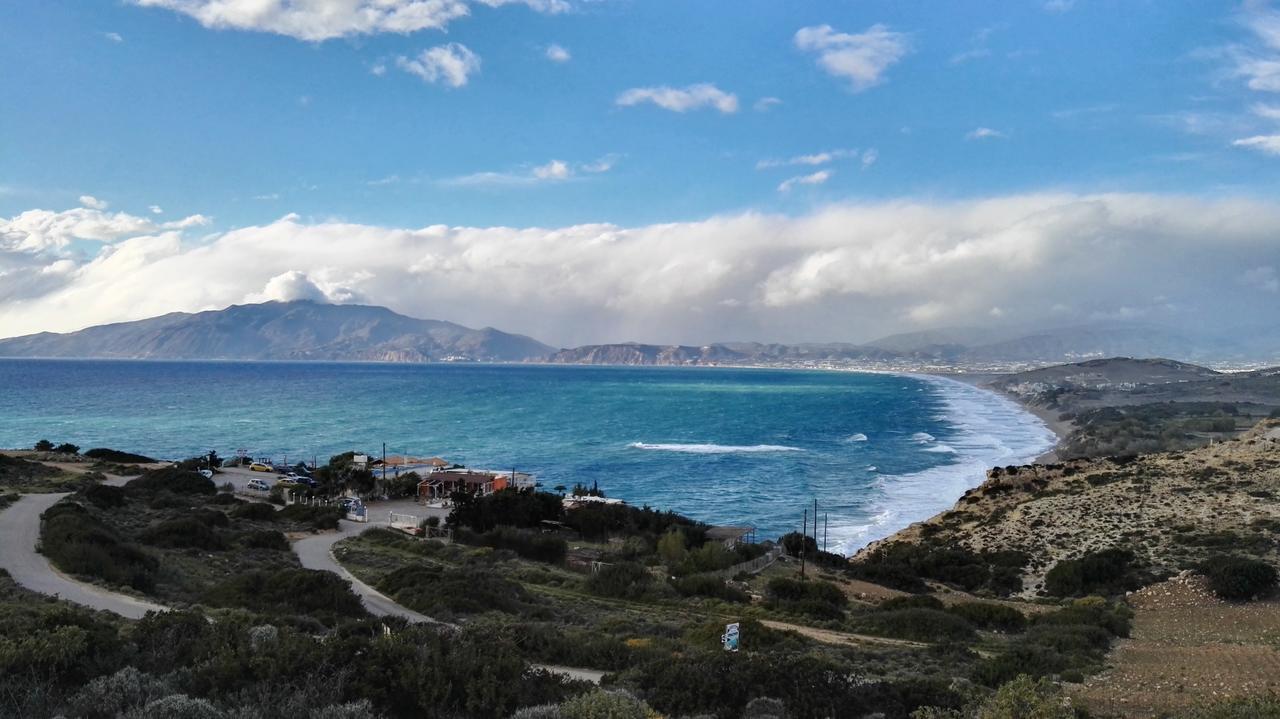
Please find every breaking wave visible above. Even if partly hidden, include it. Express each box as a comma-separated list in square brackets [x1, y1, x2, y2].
[846, 433, 868, 442]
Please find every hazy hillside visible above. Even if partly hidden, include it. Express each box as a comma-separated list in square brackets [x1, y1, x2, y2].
[0, 301, 554, 363]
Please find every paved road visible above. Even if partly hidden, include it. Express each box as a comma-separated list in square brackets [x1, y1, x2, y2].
[0, 491, 168, 619]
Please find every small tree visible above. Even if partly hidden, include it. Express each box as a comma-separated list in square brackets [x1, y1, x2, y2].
[34, 439, 54, 452]
[54, 442, 81, 455]
[657, 529, 688, 565]
[1203, 556, 1278, 600]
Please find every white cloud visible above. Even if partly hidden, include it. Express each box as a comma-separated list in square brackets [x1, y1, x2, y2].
[370, 63, 388, 76]
[149, 205, 164, 215]
[860, 148, 878, 168]
[0, 206, 206, 256]
[966, 127, 1006, 140]
[794, 24, 910, 92]
[367, 175, 401, 186]
[1242, 266, 1280, 292]
[616, 84, 739, 114]
[1233, 134, 1280, 155]
[545, 44, 571, 63]
[6, 194, 1280, 348]
[445, 156, 612, 186]
[756, 150, 856, 170]
[104, 31, 124, 43]
[533, 160, 571, 180]
[251, 270, 331, 303]
[396, 43, 480, 87]
[754, 97, 782, 112]
[1043, 0, 1074, 13]
[1253, 103, 1280, 120]
[777, 170, 832, 192]
[130, 0, 563, 42]
[253, 193, 281, 201]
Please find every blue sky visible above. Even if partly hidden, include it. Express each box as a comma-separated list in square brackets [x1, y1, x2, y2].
[2, 1, 1275, 230]
[2, 1, 1280, 346]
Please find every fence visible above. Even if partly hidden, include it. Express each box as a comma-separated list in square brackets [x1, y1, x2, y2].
[704, 546, 785, 580]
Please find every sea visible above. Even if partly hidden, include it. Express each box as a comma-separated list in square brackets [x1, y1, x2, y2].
[0, 360, 1055, 554]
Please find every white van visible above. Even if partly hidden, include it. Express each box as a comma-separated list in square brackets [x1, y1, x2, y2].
[246, 478, 271, 492]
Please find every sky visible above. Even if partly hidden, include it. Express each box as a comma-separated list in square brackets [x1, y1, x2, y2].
[2, 1, 1280, 346]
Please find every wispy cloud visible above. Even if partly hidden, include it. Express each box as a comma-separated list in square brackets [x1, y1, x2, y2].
[1043, 0, 1075, 13]
[753, 97, 782, 112]
[616, 84, 739, 114]
[545, 44, 571, 63]
[1233, 135, 1280, 155]
[794, 24, 910, 92]
[445, 156, 617, 187]
[103, 31, 124, 43]
[860, 148, 878, 168]
[148, 205, 164, 215]
[396, 43, 480, 88]
[950, 24, 1004, 65]
[965, 127, 1006, 140]
[777, 170, 832, 192]
[756, 149, 857, 170]
[79, 195, 108, 210]
[367, 175, 401, 187]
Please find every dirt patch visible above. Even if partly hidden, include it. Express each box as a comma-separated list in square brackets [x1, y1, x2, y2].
[1074, 575, 1280, 717]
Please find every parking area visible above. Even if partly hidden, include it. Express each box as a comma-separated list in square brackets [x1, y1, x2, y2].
[215, 466, 450, 528]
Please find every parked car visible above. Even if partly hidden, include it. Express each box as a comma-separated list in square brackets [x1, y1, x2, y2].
[246, 478, 270, 492]
[249, 462, 273, 472]
[275, 477, 300, 488]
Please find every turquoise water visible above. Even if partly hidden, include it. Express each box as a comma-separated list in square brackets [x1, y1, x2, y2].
[0, 360, 1054, 552]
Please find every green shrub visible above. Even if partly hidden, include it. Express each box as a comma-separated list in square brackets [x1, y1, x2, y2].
[85, 448, 156, 464]
[232, 501, 277, 521]
[1043, 548, 1145, 597]
[40, 502, 158, 591]
[126, 468, 216, 496]
[207, 569, 365, 620]
[34, 439, 54, 451]
[84, 484, 127, 509]
[1181, 695, 1280, 718]
[276, 503, 341, 530]
[879, 595, 944, 611]
[54, 443, 81, 455]
[586, 562, 653, 599]
[857, 608, 976, 643]
[947, 602, 1026, 633]
[765, 577, 847, 619]
[139, 518, 226, 551]
[457, 526, 568, 564]
[670, 574, 750, 603]
[379, 565, 538, 617]
[238, 530, 290, 551]
[559, 689, 656, 719]
[1202, 556, 1278, 600]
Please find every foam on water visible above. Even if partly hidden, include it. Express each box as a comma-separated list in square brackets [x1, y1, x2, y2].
[629, 442, 803, 454]
[825, 374, 1056, 554]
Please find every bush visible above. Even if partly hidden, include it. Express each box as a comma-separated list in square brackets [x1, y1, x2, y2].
[857, 608, 976, 643]
[238, 529, 290, 551]
[68, 667, 172, 719]
[54, 443, 81, 455]
[879, 595, 944, 611]
[765, 577, 848, 619]
[126, 468, 216, 496]
[670, 574, 750, 603]
[586, 562, 653, 599]
[85, 448, 157, 464]
[40, 502, 158, 591]
[139, 518, 226, 551]
[379, 565, 537, 617]
[559, 689, 657, 719]
[447, 488, 566, 533]
[276, 503, 342, 530]
[1181, 695, 1280, 718]
[84, 484, 128, 509]
[1043, 548, 1145, 597]
[207, 569, 365, 620]
[457, 526, 568, 564]
[1202, 556, 1278, 600]
[34, 439, 54, 451]
[232, 502, 278, 521]
[947, 602, 1027, 633]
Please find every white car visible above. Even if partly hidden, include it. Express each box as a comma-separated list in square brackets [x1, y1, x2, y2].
[246, 478, 271, 492]
[198, 469, 214, 479]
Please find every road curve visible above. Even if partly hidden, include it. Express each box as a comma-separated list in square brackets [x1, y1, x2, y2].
[293, 520, 443, 625]
[0, 492, 168, 619]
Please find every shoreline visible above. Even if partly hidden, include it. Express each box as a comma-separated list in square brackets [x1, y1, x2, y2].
[933, 372, 1073, 464]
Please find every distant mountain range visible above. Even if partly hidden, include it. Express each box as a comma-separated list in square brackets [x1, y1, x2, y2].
[1, 302, 1276, 367]
[0, 301, 553, 363]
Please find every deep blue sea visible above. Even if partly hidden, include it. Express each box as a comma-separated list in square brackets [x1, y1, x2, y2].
[0, 360, 1054, 553]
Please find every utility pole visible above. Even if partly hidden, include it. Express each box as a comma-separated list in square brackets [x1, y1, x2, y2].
[382, 442, 387, 484]
[800, 509, 807, 579]
[824, 514, 829, 553]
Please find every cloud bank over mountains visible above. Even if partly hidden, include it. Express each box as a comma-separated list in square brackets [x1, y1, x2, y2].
[2, 194, 1279, 347]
